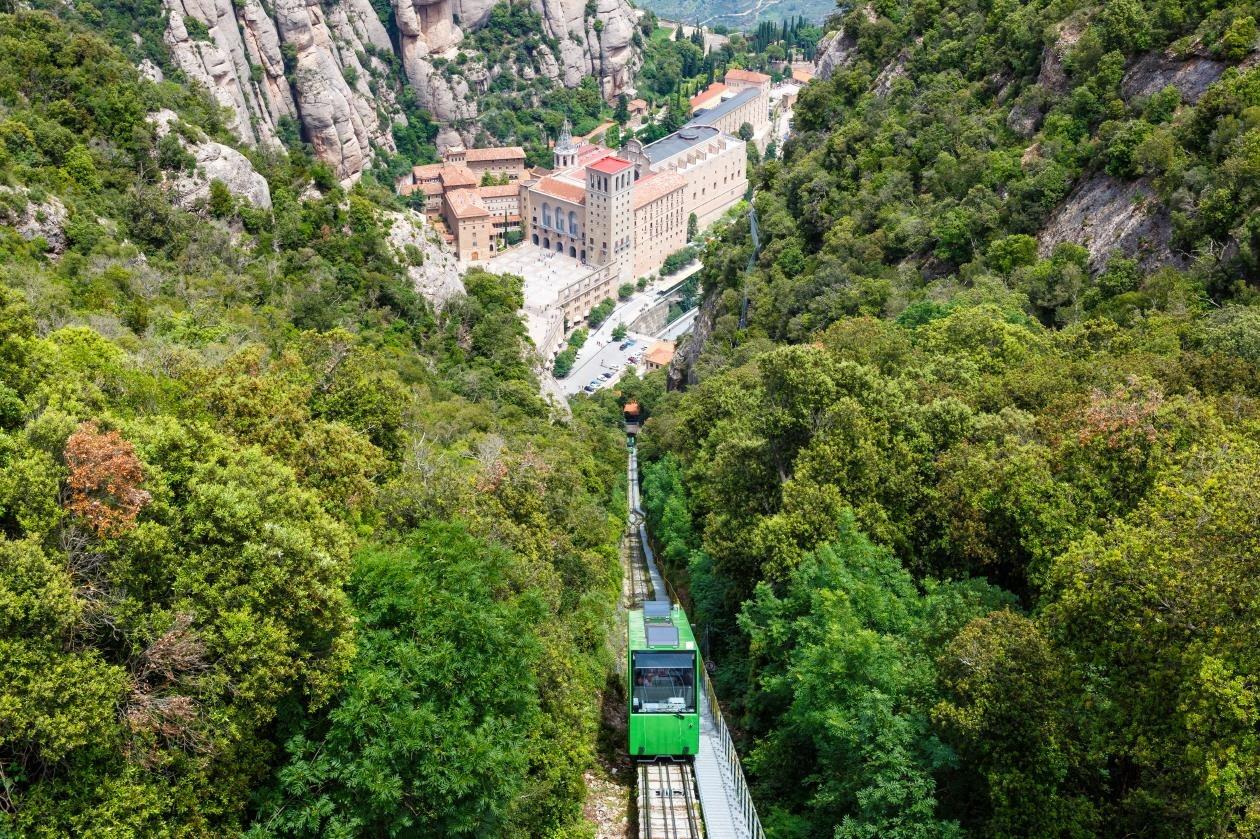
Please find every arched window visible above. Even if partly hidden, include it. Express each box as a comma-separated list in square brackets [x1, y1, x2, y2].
[569, 211, 578, 235]
[542, 203, 552, 229]
[580, 249, 586, 262]
[569, 246, 576, 257]
[555, 240, 563, 253]
[544, 237, 551, 249]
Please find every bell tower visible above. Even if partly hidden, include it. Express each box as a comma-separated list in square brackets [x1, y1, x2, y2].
[554, 119, 578, 171]
[585, 155, 635, 282]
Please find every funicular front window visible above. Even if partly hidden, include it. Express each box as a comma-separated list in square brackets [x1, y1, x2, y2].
[632, 651, 696, 714]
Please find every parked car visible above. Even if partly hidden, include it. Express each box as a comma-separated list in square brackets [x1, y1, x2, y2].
[627, 356, 639, 364]
[618, 341, 631, 350]
[583, 385, 595, 393]
[601, 371, 614, 379]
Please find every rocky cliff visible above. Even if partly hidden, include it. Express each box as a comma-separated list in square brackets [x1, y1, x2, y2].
[398, 0, 639, 144]
[160, 0, 641, 180]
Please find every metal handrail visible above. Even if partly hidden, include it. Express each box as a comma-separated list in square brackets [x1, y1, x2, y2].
[699, 660, 765, 839]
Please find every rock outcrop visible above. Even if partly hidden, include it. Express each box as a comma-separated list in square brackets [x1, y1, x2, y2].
[0, 188, 68, 254]
[149, 110, 272, 210]
[1122, 51, 1229, 104]
[162, 0, 400, 181]
[667, 284, 717, 391]
[1037, 173, 1186, 273]
[813, 6, 875, 81]
[384, 210, 465, 308]
[394, 0, 640, 141]
[872, 48, 910, 98]
[159, 0, 640, 177]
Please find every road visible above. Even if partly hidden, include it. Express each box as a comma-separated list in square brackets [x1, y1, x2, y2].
[557, 262, 704, 396]
[658, 307, 699, 341]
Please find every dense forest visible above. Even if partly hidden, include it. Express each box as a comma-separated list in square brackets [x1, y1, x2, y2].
[0, 9, 630, 835]
[5, 0, 1260, 832]
[627, 0, 1260, 835]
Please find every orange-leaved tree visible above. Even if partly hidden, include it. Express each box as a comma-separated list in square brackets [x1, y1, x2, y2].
[63, 420, 151, 537]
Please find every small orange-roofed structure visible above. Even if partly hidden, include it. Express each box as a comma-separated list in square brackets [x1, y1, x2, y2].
[644, 341, 676, 372]
[624, 401, 642, 434]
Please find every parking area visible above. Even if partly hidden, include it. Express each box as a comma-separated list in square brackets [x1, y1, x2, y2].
[560, 333, 655, 396]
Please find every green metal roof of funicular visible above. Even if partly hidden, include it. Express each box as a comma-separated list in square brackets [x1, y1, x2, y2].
[628, 604, 698, 652]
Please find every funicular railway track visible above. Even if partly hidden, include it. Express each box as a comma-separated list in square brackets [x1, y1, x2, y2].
[639, 760, 702, 839]
[625, 431, 762, 839]
[625, 448, 703, 838]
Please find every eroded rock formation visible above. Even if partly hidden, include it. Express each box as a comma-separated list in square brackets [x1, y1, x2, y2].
[160, 0, 640, 178]
[0, 188, 68, 254]
[384, 210, 466, 308]
[149, 110, 272, 210]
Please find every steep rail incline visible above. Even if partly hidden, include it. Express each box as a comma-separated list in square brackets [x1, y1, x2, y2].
[627, 443, 765, 839]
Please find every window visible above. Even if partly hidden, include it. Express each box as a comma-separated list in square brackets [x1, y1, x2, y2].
[631, 651, 696, 714]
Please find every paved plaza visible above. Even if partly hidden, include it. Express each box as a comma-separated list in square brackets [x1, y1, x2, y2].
[485, 245, 594, 311]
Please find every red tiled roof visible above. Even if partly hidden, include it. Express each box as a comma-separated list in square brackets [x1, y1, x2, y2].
[725, 68, 771, 84]
[588, 156, 632, 175]
[629, 98, 648, 111]
[572, 144, 610, 170]
[445, 189, 489, 219]
[792, 68, 814, 83]
[412, 162, 445, 180]
[690, 83, 726, 108]
[632, 172, 685, 210]
[534, 176, 586, 204]
[644, 341, 676, 366]
[439, 165, 478, 188]
[476, 184, 521, 198]
[463, 146, 526, 161]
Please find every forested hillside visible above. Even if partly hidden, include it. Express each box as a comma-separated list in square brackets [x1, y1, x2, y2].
[0, 10, 627, 835]
[630, 0, 1260, 835]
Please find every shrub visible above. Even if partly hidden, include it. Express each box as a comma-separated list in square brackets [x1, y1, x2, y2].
[588, 298, 615, 327]
[661, 246, 697, 276]
[183, 15, 211, 40]
[553, 347, 577, 376]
